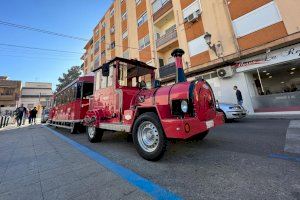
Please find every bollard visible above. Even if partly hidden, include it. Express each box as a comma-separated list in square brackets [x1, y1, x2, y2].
[6, 117, 9, 126]
[0, 116, 3, 128]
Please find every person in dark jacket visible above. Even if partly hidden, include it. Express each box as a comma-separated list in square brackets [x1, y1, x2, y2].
[30, 107, 38, 124]
[233, 86, 243, 106]
[15, 104, 27, 127]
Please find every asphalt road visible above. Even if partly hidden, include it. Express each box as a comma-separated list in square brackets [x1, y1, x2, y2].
[51, 118, 300, 200]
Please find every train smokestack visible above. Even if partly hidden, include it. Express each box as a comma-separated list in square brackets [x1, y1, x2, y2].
[171, 48, 186, 83]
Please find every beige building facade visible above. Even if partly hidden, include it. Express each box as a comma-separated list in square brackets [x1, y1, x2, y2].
[20, 82, 53, 116]
[82, 0, 300, 114]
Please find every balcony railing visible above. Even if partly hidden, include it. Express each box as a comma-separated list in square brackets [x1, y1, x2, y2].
[152, 0, 173, 21]
[156, 28, 177, 48]
[0, 95, 15, 101]
[159, 62, 176, 79]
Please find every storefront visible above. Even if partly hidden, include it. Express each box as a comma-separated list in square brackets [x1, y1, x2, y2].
[237, 43, 300, 113]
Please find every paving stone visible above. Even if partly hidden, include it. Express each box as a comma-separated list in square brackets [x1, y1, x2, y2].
[41, 170, 81, 192]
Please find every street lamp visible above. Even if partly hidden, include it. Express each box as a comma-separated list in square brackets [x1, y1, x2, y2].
[204, 32, 223, 57]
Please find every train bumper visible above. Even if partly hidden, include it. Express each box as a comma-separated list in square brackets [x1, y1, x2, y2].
[161, 112, 224, 139]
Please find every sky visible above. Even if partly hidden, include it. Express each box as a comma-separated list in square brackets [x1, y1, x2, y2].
[0, 0, 112, 90]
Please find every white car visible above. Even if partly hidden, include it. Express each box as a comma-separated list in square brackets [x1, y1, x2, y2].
[216, 102, 247, 121]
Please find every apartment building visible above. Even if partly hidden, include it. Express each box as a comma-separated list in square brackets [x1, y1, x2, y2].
[0, 76, 21, 108]
[81, 0, 300, 114]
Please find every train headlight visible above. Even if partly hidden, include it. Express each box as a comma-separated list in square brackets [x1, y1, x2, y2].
[181, 100, 188, 113]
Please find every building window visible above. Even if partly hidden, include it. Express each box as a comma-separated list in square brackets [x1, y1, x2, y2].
[152, 0, 170, 14]
[123, 50, 129, 59]
[182, 0, 201, 21]
[95, 28, 99, 36]
[110, 26, 115, 34]
[110, 8, 115, 17]
[100, 35, 105, 42]
[102, 22, 106, 29]
[232, 2, 282, 38]
[101, 50, 106, 57]
[94, 41, 99, 54]
[94, 56, 99, 69]
[122, 30, 128, 39]
[110, 41, 116, 49]
[138, 35, 150, 50]
[122, 11, 127, 21]
[188, 35, 208, 56]
[135, 0, 141, 6]
[137, 12, 147, 27]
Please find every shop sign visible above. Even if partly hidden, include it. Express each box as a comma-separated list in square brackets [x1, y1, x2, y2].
[235, 43, 300, 72]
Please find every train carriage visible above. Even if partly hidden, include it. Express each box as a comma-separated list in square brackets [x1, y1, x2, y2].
[49, 75, 94, 133]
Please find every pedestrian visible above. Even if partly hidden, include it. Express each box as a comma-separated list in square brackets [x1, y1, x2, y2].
[15, 104, 27, 127]
[30, 107, 38, 124]
[28, 109, 32, 124]
[233, 86, 243, 106]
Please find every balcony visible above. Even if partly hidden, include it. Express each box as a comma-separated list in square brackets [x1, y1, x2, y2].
[159, 62, 176, 79]
[0, 95, 15, 101]
[152, 0, 173, 22]
[156, 25, 177, 51]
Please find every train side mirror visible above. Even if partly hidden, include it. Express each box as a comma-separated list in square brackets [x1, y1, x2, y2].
[102, 63, 110, 77]
[153, 80, 161, 88]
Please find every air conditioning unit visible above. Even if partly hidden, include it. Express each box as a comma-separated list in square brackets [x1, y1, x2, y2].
[217, 66, 235, 78]
[187, 11, 199, 23]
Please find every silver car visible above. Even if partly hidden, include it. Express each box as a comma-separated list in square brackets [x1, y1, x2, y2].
[216, 102, 247, 121]
[41, 109, 49, 123]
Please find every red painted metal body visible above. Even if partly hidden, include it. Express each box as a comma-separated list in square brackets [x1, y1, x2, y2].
[84, 58, 223, 139]
[49, 76, 94, 124]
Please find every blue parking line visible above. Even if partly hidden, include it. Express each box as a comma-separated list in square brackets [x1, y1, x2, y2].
[270, 153, 300, 162]
[44, 126, 182, 200]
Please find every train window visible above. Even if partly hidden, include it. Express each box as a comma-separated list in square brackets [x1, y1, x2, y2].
[76, 83, 82, 99]
[100, 65, 114, 88]
[82, 83, 93, 98]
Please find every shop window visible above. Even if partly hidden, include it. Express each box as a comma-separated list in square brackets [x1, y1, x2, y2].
[248, 62, 300, 112]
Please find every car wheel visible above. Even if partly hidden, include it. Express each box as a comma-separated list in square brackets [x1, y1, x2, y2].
[132, 112, 168, 161]
[220, 110, 228, 123]
[86, 126, 103, 143]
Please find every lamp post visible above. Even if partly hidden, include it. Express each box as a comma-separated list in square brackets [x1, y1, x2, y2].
[204, 32, 223, 57]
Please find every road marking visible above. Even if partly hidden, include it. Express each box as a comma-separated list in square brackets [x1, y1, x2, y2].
[43, 126, 182, 200]
[270, 153, 300, 162]
[284, 120, 300, 154]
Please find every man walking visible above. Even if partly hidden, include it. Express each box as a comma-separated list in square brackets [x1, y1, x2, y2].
[15, 104, 27, 127]
[233, 86, 243, 106]
[30, 107, 38, 124]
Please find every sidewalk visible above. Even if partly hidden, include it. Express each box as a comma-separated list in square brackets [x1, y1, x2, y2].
[0, 125, 151, 200]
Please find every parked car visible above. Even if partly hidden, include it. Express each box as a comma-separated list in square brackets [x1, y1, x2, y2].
[41, 109, 49, 123]
[216, 102, 247, 121]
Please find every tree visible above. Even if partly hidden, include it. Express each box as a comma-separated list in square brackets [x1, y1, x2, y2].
[56, 66, 81, 92]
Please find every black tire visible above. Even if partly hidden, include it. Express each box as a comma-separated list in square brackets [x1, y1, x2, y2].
[86, 126, 103, 143]
[132, 112, 168, 161]
[220, 110, 228, 123]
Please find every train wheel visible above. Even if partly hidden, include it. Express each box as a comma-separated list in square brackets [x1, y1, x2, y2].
[86, 126, 103, 143]
[132, 112, 168, 161]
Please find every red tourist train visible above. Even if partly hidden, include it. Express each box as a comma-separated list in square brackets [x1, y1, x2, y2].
[49, 76, 94, 133]
[49, 49, 224, 160]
